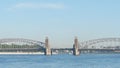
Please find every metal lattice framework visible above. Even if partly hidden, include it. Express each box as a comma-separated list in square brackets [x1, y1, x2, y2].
[0, 38, 45, 48]
[80, 38, 120, 49]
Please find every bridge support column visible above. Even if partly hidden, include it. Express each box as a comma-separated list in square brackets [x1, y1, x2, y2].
[45, 37, 52, 56]
[73, 37, 80, 56]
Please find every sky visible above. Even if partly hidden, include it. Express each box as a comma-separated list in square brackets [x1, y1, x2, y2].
[0, 0, 120, 48]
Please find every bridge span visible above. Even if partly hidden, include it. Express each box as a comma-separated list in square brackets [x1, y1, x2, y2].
[0, 38, 51, 55]
[52, 48, 120, 54]
[0, 37, 120, 56]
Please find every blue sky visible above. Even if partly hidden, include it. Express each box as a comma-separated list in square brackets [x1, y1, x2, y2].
[0, 0, 120, 48]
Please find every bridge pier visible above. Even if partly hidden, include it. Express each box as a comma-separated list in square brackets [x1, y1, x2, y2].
[45, 37, 52, 56]
[73, 37, 80, 56]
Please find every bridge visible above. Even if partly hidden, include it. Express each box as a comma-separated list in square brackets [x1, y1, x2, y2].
[0, 38, 51, 55]
[0, 37, 120, 56]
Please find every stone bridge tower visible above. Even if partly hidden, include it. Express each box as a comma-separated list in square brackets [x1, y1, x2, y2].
[45, 37, 51, 56]
[73, 37, 80, 56]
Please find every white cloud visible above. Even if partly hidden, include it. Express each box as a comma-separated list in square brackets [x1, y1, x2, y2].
[8, 3, 65, 10]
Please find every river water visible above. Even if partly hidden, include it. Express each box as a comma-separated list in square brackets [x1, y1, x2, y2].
[0, 54, 120, 68]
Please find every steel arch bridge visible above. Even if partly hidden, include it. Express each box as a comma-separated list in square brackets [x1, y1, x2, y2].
[80, 38, 120, 49]
[0, 38, 45, 48]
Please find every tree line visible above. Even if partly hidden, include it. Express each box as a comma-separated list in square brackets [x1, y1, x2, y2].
[0, 44, 40, 49]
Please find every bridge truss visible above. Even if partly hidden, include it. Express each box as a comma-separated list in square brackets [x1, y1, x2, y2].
[80, 38, 120, 49]
[0, 38, 45, 52]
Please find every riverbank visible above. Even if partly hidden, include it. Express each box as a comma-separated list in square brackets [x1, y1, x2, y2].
[0, 52, 45, 55]
[0, 52, 58, 55]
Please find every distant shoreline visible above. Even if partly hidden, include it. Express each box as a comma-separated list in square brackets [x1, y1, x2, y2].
[0, 52, 58, 55]
[0, 52, 45, 55]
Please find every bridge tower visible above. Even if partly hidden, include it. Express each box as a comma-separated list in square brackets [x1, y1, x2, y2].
[45, 37, 52, 56]
[73, 37, 80, 56]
